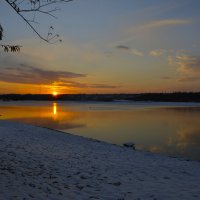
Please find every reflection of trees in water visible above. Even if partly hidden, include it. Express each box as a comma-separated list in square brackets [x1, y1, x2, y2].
[160, 106, 200, 114]
[161, 107, 200, 158]
[3, 103, 200, 160]
[176, 128, 200, 147]
[175, 127, 200, 160]
[148, 127, 200, 160]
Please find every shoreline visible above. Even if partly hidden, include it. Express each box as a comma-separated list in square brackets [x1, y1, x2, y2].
[0, 120, 200, 199]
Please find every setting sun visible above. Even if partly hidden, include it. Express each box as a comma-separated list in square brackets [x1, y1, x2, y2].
[53, 91, 58, 96]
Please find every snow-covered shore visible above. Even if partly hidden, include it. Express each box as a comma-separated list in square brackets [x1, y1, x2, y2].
[0, 120, 200, 200]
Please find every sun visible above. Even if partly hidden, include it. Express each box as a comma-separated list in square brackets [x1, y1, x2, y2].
[52, 91, 58, 96]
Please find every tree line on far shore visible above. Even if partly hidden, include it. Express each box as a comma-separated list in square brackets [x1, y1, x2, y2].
[0, 92, 200, 102]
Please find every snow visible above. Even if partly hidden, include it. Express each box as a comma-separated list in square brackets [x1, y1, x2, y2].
[0, 120, 200, 200]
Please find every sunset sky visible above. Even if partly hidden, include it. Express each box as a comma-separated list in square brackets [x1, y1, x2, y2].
[0, 0, 200, 94]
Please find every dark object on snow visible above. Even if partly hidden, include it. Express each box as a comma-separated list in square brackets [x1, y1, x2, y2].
[123, 142, 135, 150]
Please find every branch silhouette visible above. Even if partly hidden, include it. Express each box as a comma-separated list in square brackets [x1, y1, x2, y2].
[0, 0, 73, 52]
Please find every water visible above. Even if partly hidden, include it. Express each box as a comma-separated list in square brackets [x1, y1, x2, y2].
[0, 100, 200, 161]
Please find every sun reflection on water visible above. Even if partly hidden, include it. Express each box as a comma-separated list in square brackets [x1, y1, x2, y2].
[0, 102, 200, 160]
[53, 102, 57, 116]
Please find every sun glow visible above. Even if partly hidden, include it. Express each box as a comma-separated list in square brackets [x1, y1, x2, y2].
[53, 91, 58, 96]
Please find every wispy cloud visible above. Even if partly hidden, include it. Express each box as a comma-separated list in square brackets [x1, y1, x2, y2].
[176, 55, 200, 73]
[179, 77, 200, 82]
[131, 49, 144, 57]
[172, 55, 200, 82]
[168, 55, 174, 65]
[116, 45, 130, 50]
[56, 81, 118, 89]
[116, 45, 143, 56]
[140, 19, 191, 30]
[87, 83, 118, 89]
[126, 19, 192, 36]
[0, 64, 118, 90]
[119, 19, 192, 44]
[161, 76, 173, 80]
[0, 64, 86, 85]
[149, 49, 167, 56]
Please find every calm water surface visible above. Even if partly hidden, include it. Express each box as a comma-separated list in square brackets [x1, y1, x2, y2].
[0, 101, 200, 160]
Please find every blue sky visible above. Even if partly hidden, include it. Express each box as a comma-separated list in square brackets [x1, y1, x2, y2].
[0, 0, 200, 94]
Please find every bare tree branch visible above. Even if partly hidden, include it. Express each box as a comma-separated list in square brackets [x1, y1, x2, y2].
[3, 0, 73, 43]
[1, 0, 73, 52]
[0, 24, 3, 40]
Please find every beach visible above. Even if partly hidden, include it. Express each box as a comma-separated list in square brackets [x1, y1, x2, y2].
[0, 120, 200, 200]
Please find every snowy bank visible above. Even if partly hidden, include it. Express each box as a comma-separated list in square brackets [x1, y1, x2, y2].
[0, 120, 200, 200]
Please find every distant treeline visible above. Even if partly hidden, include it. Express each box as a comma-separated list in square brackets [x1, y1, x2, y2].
[0, 92, 200, 102]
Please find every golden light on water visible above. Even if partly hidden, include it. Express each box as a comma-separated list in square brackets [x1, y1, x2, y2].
[53, 102, 57, 115]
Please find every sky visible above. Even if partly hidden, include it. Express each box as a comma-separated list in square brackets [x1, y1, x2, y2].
[0, 0, 200, 94]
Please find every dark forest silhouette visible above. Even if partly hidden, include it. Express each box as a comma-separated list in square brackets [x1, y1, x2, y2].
[0, 92, 200, 102]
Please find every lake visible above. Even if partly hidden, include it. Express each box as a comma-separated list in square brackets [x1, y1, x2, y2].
[0, 101, 200, 161]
